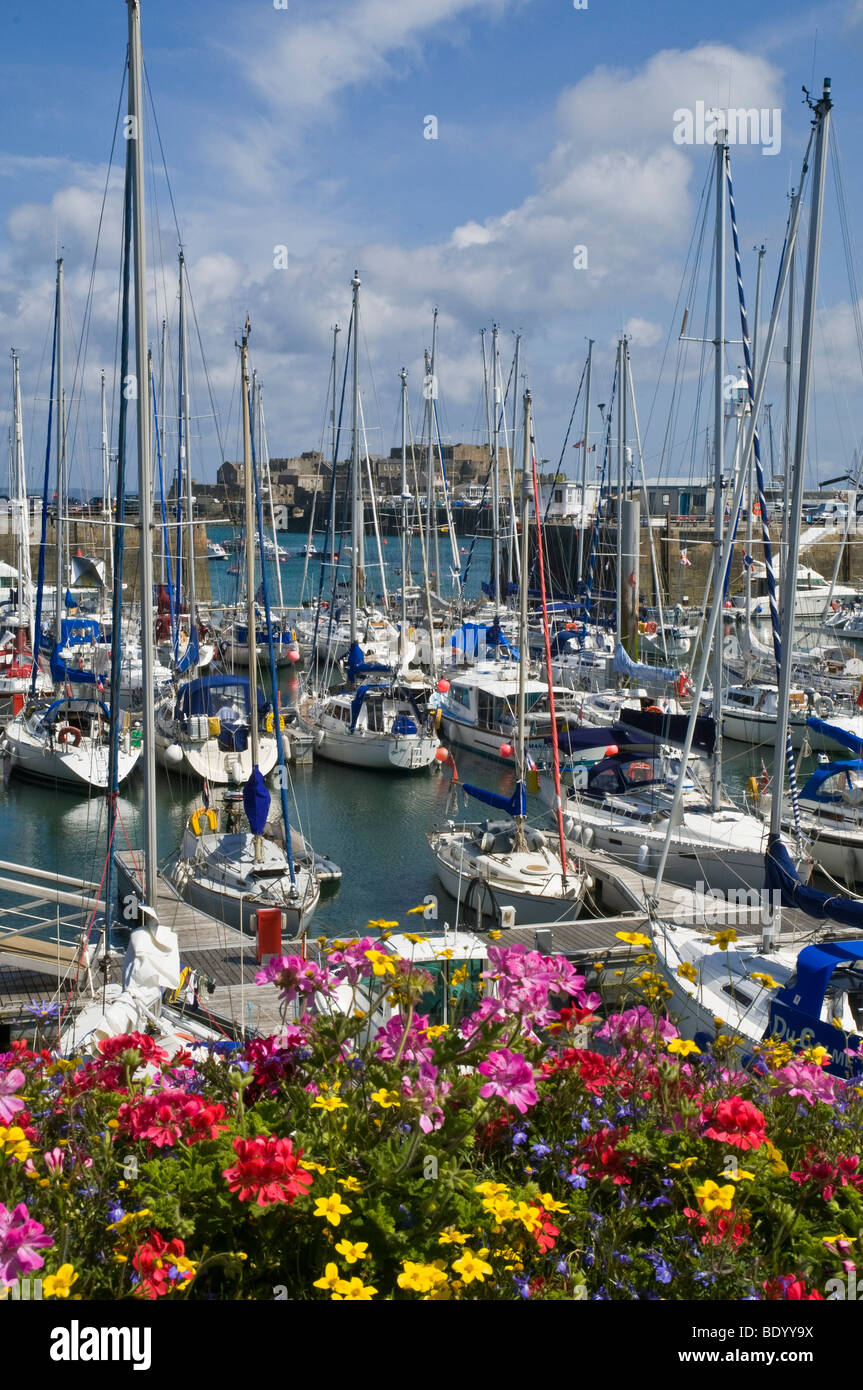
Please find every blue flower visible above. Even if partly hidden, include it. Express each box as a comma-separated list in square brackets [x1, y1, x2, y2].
[566, 1172, 587, 1189]
[512, 1130, 528, 1147]
[24, 998, 59, 1021]
[531, 1143, 551, 1160]
[513, 1276, 531, 1299]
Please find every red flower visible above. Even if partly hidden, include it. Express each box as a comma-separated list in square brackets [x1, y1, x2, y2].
[222, 1135, 313, 1208]
[683, 1207, 750, 1247]
[534, 1216, 559, 1253]
[574, 1126, 636, 1185]
[117, 1092, 228, 1150]
[97, 1032, 169, 1066]
[790, 1149, 863, 1202]
[132, 1230, 192, 1299]
[762, 1275, 824, 1301]
[699, 1097, 767, 1151]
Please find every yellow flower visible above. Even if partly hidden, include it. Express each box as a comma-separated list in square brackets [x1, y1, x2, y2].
[451, 966, 469, 986]
[406, 904, 428, 915]
[475, 1180, 509, 1197]
[802, 1045, 831, 1067]
[676, 961, 698, 984]
[106, 1209, 151, 1232]
[436, 948, 455, 959]
[422, 1024, 449, 1039]
[537, 1192, 567, 1214]
[403, 933, 428, 944]
[312, 1095, 348, 1113]
[338, 1177, 362, 1193]
[313, 1262, 342, 1292]
[483, 1193, 517, 1223]
[615, 931, 651, 947]
[514, 1202, 543, 1234]
[694, 1180, 735, 1213]
[364, 949, 396, 978]
[397, 1261, 449, 1293]
[488, 930, 502, 940]
[0, 1127, 33, 1163]
[724, 1168, 755, 1183]
[709, 928, 738, 950]
[451, 1249, 493, 1285]
[437, 1229, 468, 1246]
[43, 1265, 78, 1299]
[335, 1239, 369, 1264]
[669, 1157, 698, 1170]
[367, 919, 399, 931]
[298, 1160, 329, 1174]
[313, 1194, 352, 1227]
[823, 1234, 857, 1245]
[370, 1088, 401, 1109]
[667, 1038, 701, 1057]
[332, 1277, 377, 1300]
[750, 971, 780, 989]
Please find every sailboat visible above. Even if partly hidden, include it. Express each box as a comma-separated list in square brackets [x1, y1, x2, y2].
[168, 320, 320, 935]
[299, 275, 440, 772]
[62, 2, 218, 1053]
[649, 84, 863, 1066]
[429, 390, 587, 925]
[3, 260, 142, 791]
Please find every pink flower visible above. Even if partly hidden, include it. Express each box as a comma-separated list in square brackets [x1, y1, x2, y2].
[256, 955, 336, 1008]
[326, 937, 377, 987]
[0, 1202, 53, 1286]
[595, 1006, 678, 1047]
[771, 1061, 842, 1107]
[477, 1048, 538, 1114]
[43, 1147, 64, 1176]
[0, 1069, 26, 1125]
[374, 1014, 434, 1064]
[401, 1062, 452, 1133]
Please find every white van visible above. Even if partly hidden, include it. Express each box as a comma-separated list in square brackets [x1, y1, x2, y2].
[808, 500, 849, 524]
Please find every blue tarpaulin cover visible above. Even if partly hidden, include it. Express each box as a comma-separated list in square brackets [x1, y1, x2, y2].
[243, 765, 271, 835]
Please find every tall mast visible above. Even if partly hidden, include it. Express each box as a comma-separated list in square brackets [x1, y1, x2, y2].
[710, 128, 727, 813]
[349, 271, 360, 648]
[100, 369, 113, 592]
[491, 323, 501, 612]
[503, 334, 519, 585]
[769, 79, 832, 841]
[615, 336, 624, 651]
[329, 323, 340, 573]
[577, 339, 593, 588]
[782, 226, 796, 572]
[745, 245, 766, 626]
[179, 252, 196, 634]
[128, 0, 158, 907]
[240, 320, 262, 862]
[399, 367, 409, 665]
[12, 351, 31, 653]
[158, 317, 167, 583]
[55, 256, 65, 645]
[513, 388, 531, 852]
[427, 309, 440, 587]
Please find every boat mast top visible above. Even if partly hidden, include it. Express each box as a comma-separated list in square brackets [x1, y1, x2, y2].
[349, 271, 360, 649]
[711, 126, 727, 813]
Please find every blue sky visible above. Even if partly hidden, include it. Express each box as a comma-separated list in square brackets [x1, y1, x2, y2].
[2, 0, 863, 495]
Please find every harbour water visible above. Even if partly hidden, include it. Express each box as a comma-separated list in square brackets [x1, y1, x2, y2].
[0, 529, 799, 938]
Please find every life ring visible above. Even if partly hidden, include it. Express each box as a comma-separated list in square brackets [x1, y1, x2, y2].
[56, 725, 82, 747]
[676, 672, 694, 699]
[645, 620, 658, 635]
[321, 601, 329, 611]
[746, 775, 760, 801]
[645, 705, 664, 715]
[190, 807, 219, 835]
[435, 708, 443, 730]
[814, 694, 835, 720]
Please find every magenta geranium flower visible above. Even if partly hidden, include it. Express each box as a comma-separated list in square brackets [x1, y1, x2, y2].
[0, 1202, 53, 1286]
[477, 1048, 538, 1114]
[0, 1069, 26, 1125]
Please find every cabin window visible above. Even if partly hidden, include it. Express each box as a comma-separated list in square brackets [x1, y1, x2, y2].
[589, 767, 621, 793]
[720, 983, 753, 1006]
[365, 700, 384, 733]
[418, 958, 485, 1025]
[451, 685, 471, 709]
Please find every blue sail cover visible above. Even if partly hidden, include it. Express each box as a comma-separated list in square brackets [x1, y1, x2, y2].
[243, 766, 271, 835]
[767, 939, 863, 1079]
[765, 833, 863, 930]
[175, 624, 200, 675]
[347, 641, 391, 682]
[463, 781, 527, 817]
[612, 642, 677, 686]
[807, 715, 863, 758]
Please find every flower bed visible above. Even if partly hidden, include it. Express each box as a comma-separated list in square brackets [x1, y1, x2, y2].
[0, 930, 858, 1300]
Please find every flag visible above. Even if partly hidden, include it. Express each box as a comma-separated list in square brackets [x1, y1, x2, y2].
[627, 570, 637, 588]
[741, 552, 755, 573]
[572, 441, 595, 451]
[96, 674, 104, 694]
[759, 760, 770, 792]
[202, 779, 210, 811]
[680, 549, 692, 567]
